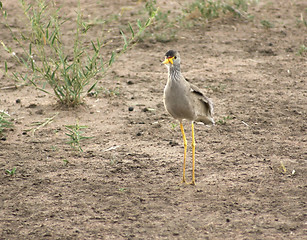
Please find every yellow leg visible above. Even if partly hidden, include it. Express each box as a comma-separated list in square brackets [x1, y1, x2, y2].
[180, 122, 187, 183]
[191, 122, 196, 185]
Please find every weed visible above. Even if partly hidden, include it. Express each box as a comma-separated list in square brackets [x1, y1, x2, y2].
[65, 123, 93, 152]
[184, 0, 221, 20]
[260, 19, 273, 29]
[63, 159, 69, 166]
[170, 122, 178, 130]
[109, 157, 117, 166]
[1, 0, 156, 107]
[145, 0, 158, 18]
[145, 0, 171, 24]
[0, 110, 13, 135]
[279, 161, 287, 174]
[296, 11, 307, 28]
[51, 145, 57, 151]
[154, 30, 177, 43]
[182, 0, 251, 23]
[140, 0, 177, 42]
[6, 167, 16, 176]
[205, 84, 226, 92]
[297, 44, 307, 56]
[25, 112, 58, 136]
[216, 115, 233, 125]
[88, 86, 120, 98]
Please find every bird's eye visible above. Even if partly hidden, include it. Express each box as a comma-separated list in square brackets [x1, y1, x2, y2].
[174, 56, 177, 59]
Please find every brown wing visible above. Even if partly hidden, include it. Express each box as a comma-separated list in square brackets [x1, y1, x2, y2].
[190, 84, 214, 116]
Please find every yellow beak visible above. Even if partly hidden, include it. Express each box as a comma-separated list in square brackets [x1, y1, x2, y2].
[162, 56, 174, 65]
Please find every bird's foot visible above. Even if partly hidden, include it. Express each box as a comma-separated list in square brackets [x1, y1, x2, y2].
[189, 180, 196, 186]
[181, 178, 196, 185]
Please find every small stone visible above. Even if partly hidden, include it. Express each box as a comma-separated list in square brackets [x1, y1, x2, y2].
[128, 107, 134, 112]
[169, 141, 178, 147]
[16, 99, 21, 104]
[35, 109, 44, 115]
[27, 103, 37, 108]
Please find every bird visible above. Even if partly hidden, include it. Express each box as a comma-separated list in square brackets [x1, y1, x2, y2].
[162, 50, 214, 185]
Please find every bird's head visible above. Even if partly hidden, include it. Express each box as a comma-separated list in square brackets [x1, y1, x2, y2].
[162, 50, 180, 66]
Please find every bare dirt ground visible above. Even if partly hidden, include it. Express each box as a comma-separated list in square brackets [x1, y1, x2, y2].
[1, 0, 306, 239]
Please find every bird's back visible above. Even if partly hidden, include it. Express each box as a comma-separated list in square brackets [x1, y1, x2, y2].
[189, 83, 214, 125]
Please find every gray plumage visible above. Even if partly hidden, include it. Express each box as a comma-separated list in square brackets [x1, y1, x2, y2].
[163, 50, 214, 125]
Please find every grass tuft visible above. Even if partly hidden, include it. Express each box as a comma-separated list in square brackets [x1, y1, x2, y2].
[1, 0, 156, 107]
[0, 110, 13, 135]
[65, 123, 92, 152]
[6, 167, 16, 176]
[182, 0, 252, 23]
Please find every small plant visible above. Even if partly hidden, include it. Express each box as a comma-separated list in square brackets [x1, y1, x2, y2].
[205, 84, 226, 92]
[63, 159, 69, 166]
[51, 145, 58, 151]
[184, 0, 222, 20]
[25, 112, 58, 136]
[297, 44, 307, 56]
[182, 0, 251, 23]
[279, 161, 287, 174]
[109, 157, 117, 166]
[154, 31, 177, 43]
[1, 0, 156, 107]
[216, 115, 233, 125]
[296, 11, 307, 28]
[65, 123, 92, 152]
[0, 110, 13, 135]
[6, 167, 16, 176]
[260, 19, 273, 29]
[140, 0, 177, 42]
[170, 122, 178, 130]
[88, 86, 120, 98]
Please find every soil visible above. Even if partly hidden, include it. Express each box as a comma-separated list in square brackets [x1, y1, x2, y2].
[0, 0, 306, 239]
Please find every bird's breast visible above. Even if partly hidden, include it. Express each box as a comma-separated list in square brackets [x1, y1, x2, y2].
[163, 82, 194, 121]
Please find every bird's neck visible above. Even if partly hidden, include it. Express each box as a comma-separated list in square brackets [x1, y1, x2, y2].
[168, 64, 181, 82]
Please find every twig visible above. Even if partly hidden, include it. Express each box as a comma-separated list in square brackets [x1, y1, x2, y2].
[102, 145, 120, 152]
[241, 120, 249, 127]
[26, 112, 59, 136]
[0, 85, 17, 90]
[0, 83, 27, 90]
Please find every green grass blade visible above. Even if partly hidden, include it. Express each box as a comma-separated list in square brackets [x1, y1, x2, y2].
[91, 40, 97, 52]
[137, 19, 142, 29]
[128, 23, 134, 38]
[109, 51, 116, 66]
[120, 30, 128, 51]
[87, 81, 97, 93]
